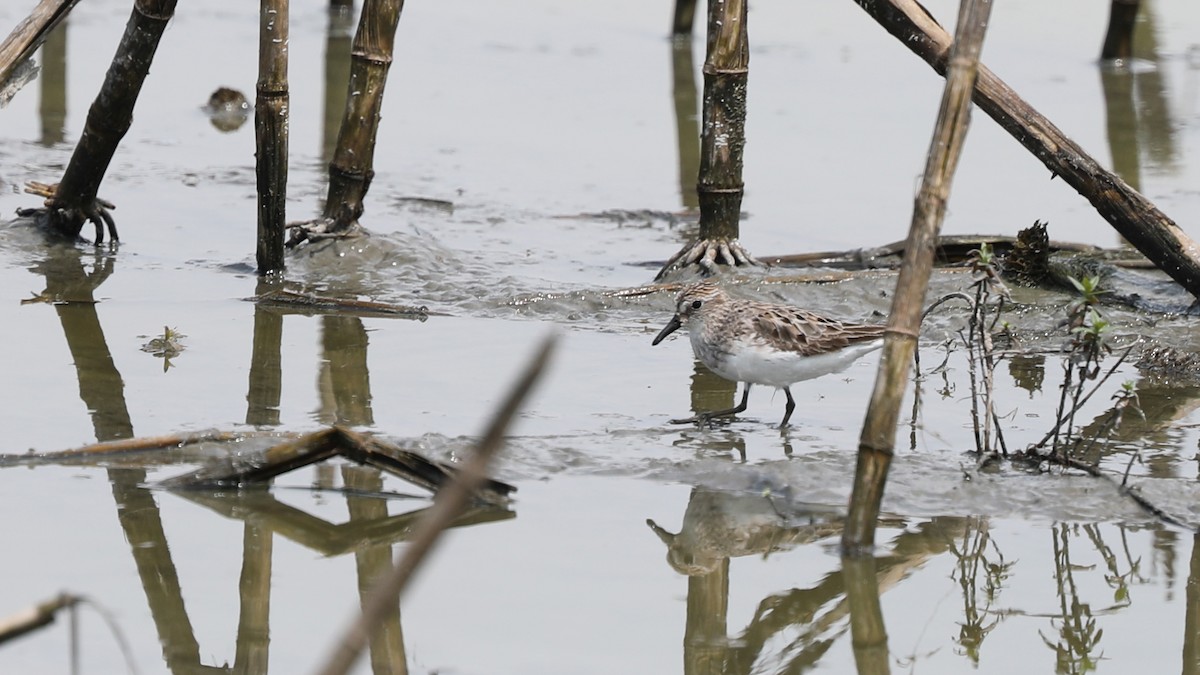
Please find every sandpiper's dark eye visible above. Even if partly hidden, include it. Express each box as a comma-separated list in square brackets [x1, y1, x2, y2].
[691, 300, 702, 309]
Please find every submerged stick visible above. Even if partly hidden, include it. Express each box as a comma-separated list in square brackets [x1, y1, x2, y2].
[315, 334, 556, 675]
[255, 0, 290, 273]
[846, 0, 992, 555]
[248, 288, 434, 318]
[0, 430, 253, 466]
[853, 0, 1200, 302]
[0, 0, 79, 87]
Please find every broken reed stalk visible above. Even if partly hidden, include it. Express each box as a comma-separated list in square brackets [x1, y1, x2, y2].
[656, 0, 756, 279]
[0, 431, 254, 466]
[853, 0, 1200, 302]
[321, 0, 405, 234]
[315, 334, 556, 675]
[37, 0, 178, 242]
[844, 0, 992, 555]
[1100, 0, 1140, 61]
[255, 0, 290, 274]
[0, 0, 80, 85]
[671, 0, 699, 37]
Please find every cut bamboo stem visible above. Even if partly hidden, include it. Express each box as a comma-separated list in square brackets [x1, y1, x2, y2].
[845, 0, 992, 554]
[35, 0, 177, 242]
[853, 0, 1200, 302]
[1100, 0, 1140, 61]
[256, 0, 290, 274]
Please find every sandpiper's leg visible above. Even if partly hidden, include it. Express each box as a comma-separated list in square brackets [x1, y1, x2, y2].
[779, 387, 796, 428]
[670, 383, 751, 426]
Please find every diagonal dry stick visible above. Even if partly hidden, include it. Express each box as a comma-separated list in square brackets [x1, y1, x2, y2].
[314, 333, 557, 675]
[853, 0, 1200, 301]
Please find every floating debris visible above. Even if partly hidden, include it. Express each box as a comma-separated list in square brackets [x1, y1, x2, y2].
[205, 86, 249, 132]
[248, 289, 436, 319]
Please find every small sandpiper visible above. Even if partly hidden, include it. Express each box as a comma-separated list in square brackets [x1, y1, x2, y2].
[652, 281, 887, 427]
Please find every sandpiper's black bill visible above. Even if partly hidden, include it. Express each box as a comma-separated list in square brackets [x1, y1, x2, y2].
[652, 316, 682, 345]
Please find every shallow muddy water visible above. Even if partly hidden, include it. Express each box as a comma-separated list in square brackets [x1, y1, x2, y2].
[3, 1, 1200, 673]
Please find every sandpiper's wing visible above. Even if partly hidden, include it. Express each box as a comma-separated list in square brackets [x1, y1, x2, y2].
[752, 305, 886, 356]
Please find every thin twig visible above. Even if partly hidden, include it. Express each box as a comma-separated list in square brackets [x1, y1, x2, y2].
[1033, 345, 1135, 452]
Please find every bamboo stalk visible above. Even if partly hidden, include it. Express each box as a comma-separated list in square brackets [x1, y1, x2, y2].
[34, 0, 177, 242]
[256, 0, 290, 273]
[0, 0, 79, 86]
[656, 0, 758, 279]
[315, 334, 556, 675]
[844, 0, 992, 554]
[853, 0, 1200, 301]
[698, 0, 747, 242]
[1100, 0, 1140, 61]
[293, 0, 403, 246]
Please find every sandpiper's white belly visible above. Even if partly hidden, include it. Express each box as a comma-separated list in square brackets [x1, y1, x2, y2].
[691, 331, 883, 388]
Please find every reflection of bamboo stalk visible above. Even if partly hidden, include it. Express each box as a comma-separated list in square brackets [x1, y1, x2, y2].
[246, 291, 284, 426]
[37, 17, 67, 147]
[847, 0, 992, 553]
[233, 523, 273, 673]
[256, 0, 290, 273]
[843, 556, 891, 674]
[316, 335, 556, 675]
[671, 0, 698, 37]
[671, 40, 701, 211]
[343, 467, 407, 673]
[1183, 534, 1200, 673]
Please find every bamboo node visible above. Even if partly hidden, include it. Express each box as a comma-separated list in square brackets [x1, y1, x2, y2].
[883, 326, 920, 341]
[701, 65, 749, 76]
